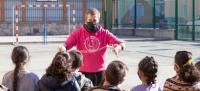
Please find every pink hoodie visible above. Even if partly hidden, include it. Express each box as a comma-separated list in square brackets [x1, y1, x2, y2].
[64, 25, 123, 72]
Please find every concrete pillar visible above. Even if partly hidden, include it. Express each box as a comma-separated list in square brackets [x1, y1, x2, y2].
[62, 0, 67, 21]
[0, 0, 5, 21]
[102, 0, 106, 28]
[22, 0, 26, 22]
[105, 0, 113, 29]
[42, 2, 44, 22]
[82, 0, 86, 23]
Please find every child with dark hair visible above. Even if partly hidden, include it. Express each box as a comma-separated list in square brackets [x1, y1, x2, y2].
[38, 52, 80, 91]
[68, 50, 93, 91]
[131, 56, 161, 91]
[195, 61, 200, 72]
[89, 60, 128, 91]
[2, 46, 39, 91]
[163, 51, 200, 91]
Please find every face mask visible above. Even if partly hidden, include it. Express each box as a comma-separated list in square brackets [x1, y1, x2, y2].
[85, 22, 99, 33]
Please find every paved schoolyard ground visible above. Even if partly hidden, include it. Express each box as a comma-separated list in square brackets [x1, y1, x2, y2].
[0, 36, 200, 90]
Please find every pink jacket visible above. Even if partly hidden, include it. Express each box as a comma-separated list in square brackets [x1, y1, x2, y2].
[64, 25, 123, 72]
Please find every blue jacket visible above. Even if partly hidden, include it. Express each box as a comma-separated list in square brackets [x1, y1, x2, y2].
[38, 75, 80, 91]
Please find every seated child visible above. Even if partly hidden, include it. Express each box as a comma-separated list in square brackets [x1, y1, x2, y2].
[163, 51, 200, 91]
[38, 52, 80, 91]
[69, 50, 93, 91]
[131, 56, 161, 91]
[89, 60, 128, 91]
[2, 46, 39, 91]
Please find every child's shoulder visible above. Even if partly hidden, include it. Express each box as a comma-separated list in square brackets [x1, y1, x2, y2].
[3, 70, 14, 79]
[0, 85, 9, 91]
[131, 84, 162, 91]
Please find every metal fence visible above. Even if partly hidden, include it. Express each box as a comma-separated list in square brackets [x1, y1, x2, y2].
[2, 0, 103, 23]
[110, 0, 200, 40]
[0, 0, 105, 36]
[1, 0, 200, 40]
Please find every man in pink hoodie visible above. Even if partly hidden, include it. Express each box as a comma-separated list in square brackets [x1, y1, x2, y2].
[59, 8, 125, 86]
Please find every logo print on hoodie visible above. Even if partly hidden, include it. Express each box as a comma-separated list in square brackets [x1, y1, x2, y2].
[84, 36, 100, 52]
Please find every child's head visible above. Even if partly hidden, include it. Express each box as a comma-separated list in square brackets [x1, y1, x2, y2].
[104, 60, 128, 86]
[174, 51, 199, 84]
[175, 51, 192, 68]
[69, 50, 83, 70]
[12, 45, 30, 65]
[11, 45, 30, 91]
[138, 56, 158, 85]
[195, 61, 200, 71]
[46, 51, 71, 83]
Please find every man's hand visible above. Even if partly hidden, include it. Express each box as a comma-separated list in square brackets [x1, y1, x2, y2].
[57, 45, 66, 52]
[112, 44, 122, 58]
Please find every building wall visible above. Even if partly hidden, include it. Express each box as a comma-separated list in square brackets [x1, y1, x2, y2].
[165, 0, 200, 22]
[165, 0, 175, 18]
[137, 0, 152, 24]
[196, 1, 200, 19]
